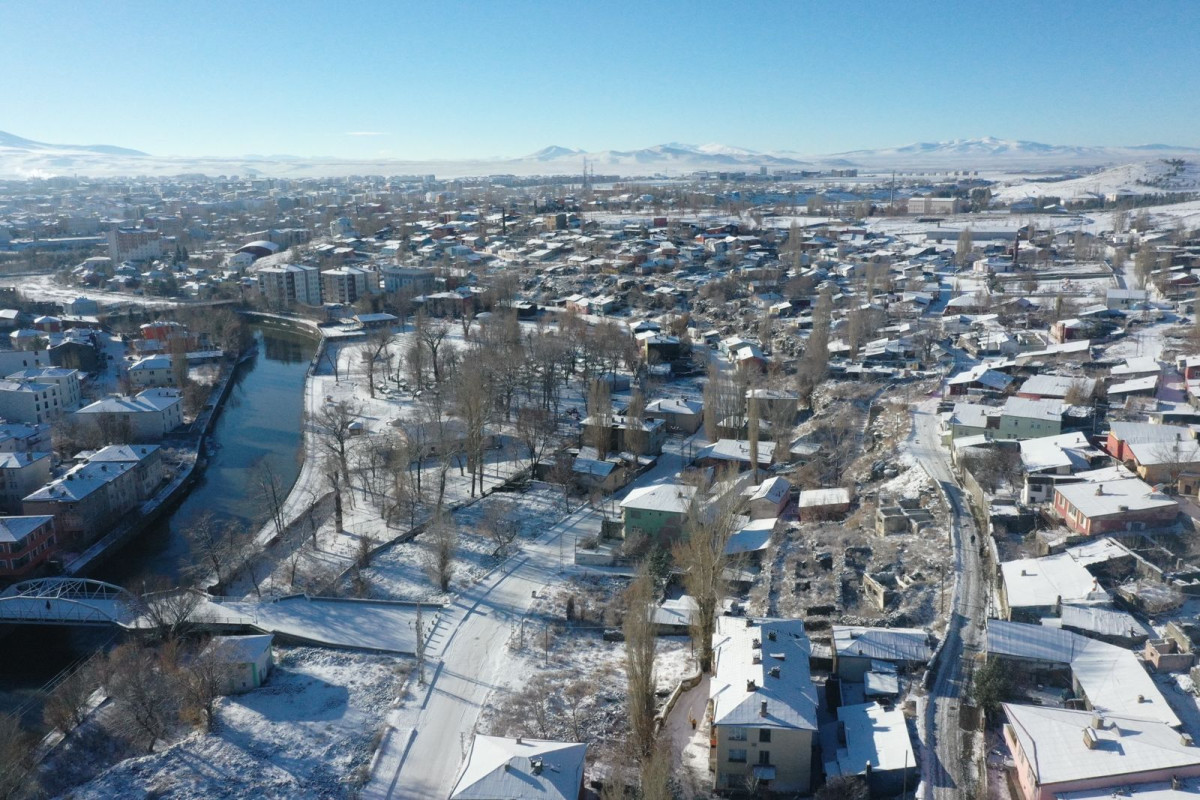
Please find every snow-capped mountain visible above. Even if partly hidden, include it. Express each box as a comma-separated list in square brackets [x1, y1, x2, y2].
[1, 130, 1198, 180]
[0, 130, 147, 157]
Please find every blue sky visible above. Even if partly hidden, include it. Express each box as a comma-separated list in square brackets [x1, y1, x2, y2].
[3, 1, 1198, 159]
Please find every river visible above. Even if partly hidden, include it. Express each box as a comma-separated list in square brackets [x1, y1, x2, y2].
[0, 323, 317, 728]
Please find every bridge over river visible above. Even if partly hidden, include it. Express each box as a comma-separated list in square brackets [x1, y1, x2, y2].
[0, 578, 436, 655]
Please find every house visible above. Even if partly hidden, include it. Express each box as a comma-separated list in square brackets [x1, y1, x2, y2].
[746, 477, 790, 519]
[998, 397, 1063, 440]
[1003, 704, 1200, 800]
[74, 388, 184, 442]
[1106, 287, 1148, 310]
[0, 452, 52, 514]
[619, 483, 696, 541]
[0, 515, 57, 580]
[797, 487, 850, 521]
[202, 634, 274, 694]
[645, 397, 703, 433]
[999, 552, 1108, 622]
[449, 735, 587, 800]
[579, 413, 666, 457]
[708, 617, 818, 794]
[946, 363, 1013, 396]
[570, 456, 624, 494]
[831, 626, 934, 680]
[822, 702, 918, 798]
[725, 518, 775, 559]
[694, 439, 775, 471]
[746, 388, 800, 422]
[1053, 477, 1178, 535]
[0, 423, 51, 453]
[1125, 437, 1200, 486]
[1018, 432, 1105, 504]
[1106, 421, 1193, 463]
[1016, 375, 1095, 402]
[987, 620, 1180, 727]
[127, 354, 177, 388]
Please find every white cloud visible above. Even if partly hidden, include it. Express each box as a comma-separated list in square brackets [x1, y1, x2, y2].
[346, 131, 388, 136]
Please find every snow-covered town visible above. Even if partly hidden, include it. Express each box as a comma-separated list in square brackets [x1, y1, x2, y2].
[4, 5, 1200, 800]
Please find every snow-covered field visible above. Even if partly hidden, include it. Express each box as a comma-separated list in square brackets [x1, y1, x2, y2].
[61, 647, 405, 800]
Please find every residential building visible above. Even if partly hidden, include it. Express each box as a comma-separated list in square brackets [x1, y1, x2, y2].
[1053, 477, 1178, 535]
[320, 266, 375, 305]
[106, 226, 162, 263]
[256, 264, 322, 307]
[831, 626, 934, 680]
[0, 379, 62, 424]
[695, 439, 775, 471]
[0, 452, 52, 514]
[822, 702, 918, 797]
[6, 367, 81, 411]
[1003, 704, 1200, 800]
[74, 388, 183, 442]
[797, 487, 851, 521]
[381, 265, 435, 295]
[746, 477, 790, 519]
[0, 515, 57, 580]
[644, 397, 703, 433]
[21, 443, 163, 548]
[708, 617, 818, 794]
[127, 354, 177, 388]
[619, 483, 696, 540]
[0, 423, 51, 453]
[579, 413, 666, 457]
[449, 735, 587, 800]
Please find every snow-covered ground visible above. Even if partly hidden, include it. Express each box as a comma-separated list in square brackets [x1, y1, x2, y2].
[61, 647, 403, 800]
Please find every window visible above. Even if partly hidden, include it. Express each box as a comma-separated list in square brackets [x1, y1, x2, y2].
[728, 728, 747, 741]
[759, 729, 772, 743]
[758, 750, 771, 766]
[728, 749, 747, 763]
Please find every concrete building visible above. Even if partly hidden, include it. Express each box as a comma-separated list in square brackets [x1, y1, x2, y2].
[619, 483, 696, 541]
[1003, 704, 1200, 800]
[822, 702, 918, 797]
[0, 515, 58, 579]
[644, 397, 703, 433]
[21, 443, 164, 548]
[0, 379, 62, 424]
[708, 617, 818, 794]
[202, 635, 274, 694]
[106, 226, 162, 263]
[74, 388, 183, 442]
[450, 735, 587, 800]
[320, 266, 375, 305]
[256, 264, 321, 307]
[381, 265, 435, 295]
[1053, 477, 1178, 535]
[0, 452, 52, 514]
[127, 354, 176, 388]
[831, 626, 934, 680]
[6, 367, 81, 411]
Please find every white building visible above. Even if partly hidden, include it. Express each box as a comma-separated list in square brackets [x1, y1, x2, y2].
[320, 266, 376, 305]
[74, 388, 183, 441]
[256, 264, 321, 307]
[450, 735, 587, 800]
[381, 265, 435, 294]
[107, 226, 163, 263]
[6, 367, 81, 411]
[0, 379, 62, 424]
[0, 451, 52, 514]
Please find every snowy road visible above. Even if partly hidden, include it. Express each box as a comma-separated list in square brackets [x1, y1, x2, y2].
[908, 399, 987, 800]
[364, 432, 704, 798]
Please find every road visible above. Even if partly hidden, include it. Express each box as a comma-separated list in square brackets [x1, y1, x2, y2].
[365, 432, 703, 799]
[908, 398, 988, 800]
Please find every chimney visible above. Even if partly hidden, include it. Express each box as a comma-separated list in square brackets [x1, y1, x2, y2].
[1083, 727, 1098, 749]
[769, 666, 781, 678]
[768, 630, 777, 641]
[1182, 734, 1195, 747]
[752, 638, 761, 649]
[745, 617, 754, 628]
[746, 679, 757, 692]
[516, 736, 522, 745]
[1091, 714, 1104, 730]
[1138, 694, 1145, 703]
[759, 700, 768, 717]
[1095, 485, 1104, 496]
[531, 758, 543, 776]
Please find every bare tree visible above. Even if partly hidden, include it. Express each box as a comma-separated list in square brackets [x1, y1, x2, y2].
[673, 478, 741, 672]
[625, 388, 648, 456]
[0, 713, 32, 800]
[256, 462, 287, 541]
[415, 312, 452, 385]
[175, 640, 228, 733]
[482, 498, 519, 557]
[313, 399, 360, 484]
[586, 378, 613, 459]
[43, 660, 98, 734]
[455, 352, 492, 497]
[361, 326, 394, 399]
[955, 227, 974, 267]
[515, 406, 557, 474]
[184, 511, 240, 590]
[624, 565, 658, 759]
[427, 514, 457, 592]
[324, 455, 345, 534]
[105, 643, 182, 753]
[748, 391, 761, 483]
[130, 577, 204, 640]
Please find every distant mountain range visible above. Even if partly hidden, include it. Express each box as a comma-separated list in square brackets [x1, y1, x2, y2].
[0, 130, 146, 157]
[1, 130, 1198, 180]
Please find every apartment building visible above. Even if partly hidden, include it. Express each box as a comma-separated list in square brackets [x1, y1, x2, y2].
[256, 264, 321, 307]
